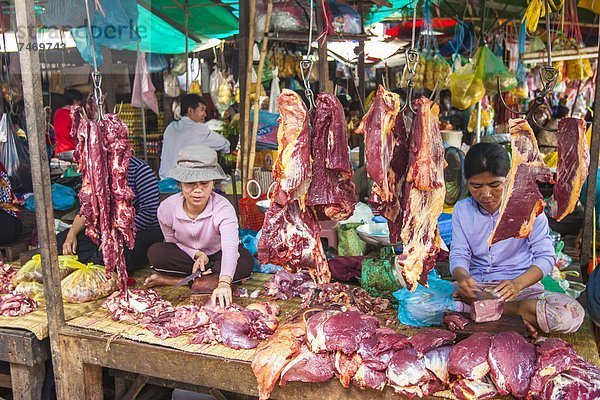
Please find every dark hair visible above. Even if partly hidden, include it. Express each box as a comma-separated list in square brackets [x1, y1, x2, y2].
[464, 142, 510, 180]
[180, 94, 206, 116]
[554, 105, 569, 119]
[64, 89, 83, 105]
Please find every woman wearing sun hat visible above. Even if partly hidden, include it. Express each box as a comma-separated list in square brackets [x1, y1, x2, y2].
[146, 144, 253, 307]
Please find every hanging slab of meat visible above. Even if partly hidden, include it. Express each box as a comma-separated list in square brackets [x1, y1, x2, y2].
[333, 351, 363, 388]
[488, 118, 553, 246]
[279, 344, 335, 386]
[307, 93, 357, 221]
[448, 332, 492, 380]
[423, 346, 451, 384]
[272, 89, 312, 206]
[357, 85, 400, 203]
[320, 310, 380, 354]
[251, 320, 306, 400]
[0, 293, 37, 316]
[0, 262, 15, 294]
[71, 107, 136, 291]
[470, 298, 504, 323]
[444, 313, 470, 331]
[528, 338, 581, 398]
[451, 377, 498, 400]
[488, 331, 536, 398]
[258, 201, 330, 284]
[352, 364, 387, 391]
[395, 97, 446, 291]
[408, 328, 456, 358]
[554, 117, 589, 221]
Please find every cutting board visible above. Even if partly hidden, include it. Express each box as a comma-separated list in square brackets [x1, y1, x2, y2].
[445, 312, 529, 341]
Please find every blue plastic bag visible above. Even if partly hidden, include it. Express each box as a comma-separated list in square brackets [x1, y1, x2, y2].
[393, 270, 457, 327]
[158, 178, 181, 194]
[24, 184, 76, 212]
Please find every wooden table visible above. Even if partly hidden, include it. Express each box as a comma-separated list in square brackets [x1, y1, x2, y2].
[57, 326, 446, 400]
[0, 328, 50, 400]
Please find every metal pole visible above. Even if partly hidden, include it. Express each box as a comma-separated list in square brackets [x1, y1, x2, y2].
[580, 58, 600, 283]
[137, 50, 148, 162]
[357, 0, 366, 167]
[475, 100, 482, 142]
[14, 0, 66, 397]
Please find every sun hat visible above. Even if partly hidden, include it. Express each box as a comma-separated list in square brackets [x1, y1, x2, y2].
[167, 145, 227, 183]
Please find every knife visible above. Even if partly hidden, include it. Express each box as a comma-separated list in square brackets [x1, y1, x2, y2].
[175, 262, 214, 288]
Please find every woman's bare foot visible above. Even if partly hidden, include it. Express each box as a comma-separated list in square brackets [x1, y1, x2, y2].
[144, 273, 182, 288]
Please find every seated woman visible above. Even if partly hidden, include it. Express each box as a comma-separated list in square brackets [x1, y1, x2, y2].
[0, 162, 22, 245]
[57, 156, 164, 271]
[450, 142, 584, 335]
[145, 145, 253, 308]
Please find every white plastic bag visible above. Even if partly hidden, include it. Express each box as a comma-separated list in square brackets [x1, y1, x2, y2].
[210, 67, 224, 108]
[269, 67, 281, 114]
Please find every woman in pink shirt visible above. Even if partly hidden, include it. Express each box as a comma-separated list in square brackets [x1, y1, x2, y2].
[146, 145, 253, 307]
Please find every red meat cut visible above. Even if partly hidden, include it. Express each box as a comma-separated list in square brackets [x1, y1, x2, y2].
[470, 298, 504, 323]
[540, 363, 600, 400]
[395, 97, 446, 290]
[387, 347, 435, 397]
[357, 327, 410, 370]
[333, 350, 362, 388]
[452, 377, 498, 400]
[306, 309, 341, 353]
[423, 346, 451, 384]
[488, 331, 536, 398]
[409, 328, 456, 358]
[448, 332, 492, 380]
[353, 364, 387, 391]
[444, 313, 470, 331]
[554, 117, 589, 221]
[279, 345, 335, 386]
[307, 93, 357, 221]
[489, 118, 553, 245]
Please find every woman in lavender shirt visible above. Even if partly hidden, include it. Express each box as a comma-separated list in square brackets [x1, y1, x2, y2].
[450, 142, 584, 335]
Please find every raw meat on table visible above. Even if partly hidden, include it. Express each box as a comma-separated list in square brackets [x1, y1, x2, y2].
[395, 97, 446, 291]
[251, 320, 306, 400]
[488, 118, 553, 245]
[0, 293, 37, 316]
[0, 262, 15, 294]
[386, 347, 434, 397]
[352, 364, 387, 391]
[488, 331, 536, 398]
[451, 377, 498, 400]
[146, 305, 209, 339]
[321, 310, 380, 354]
[539, 363, 600, 400]
[554, 117, 589, 221]
[264, 269, 315, 300]
[306, 309, 341, 353]
[279, 345, 335, 386]
[448, 332, 492, 380]
[357, 327, 410, 370]
[444, 313, 470, 331]
[423, 346, 451, 384]
[333, 350, 363, 388]
[408, 328, 456, 358]
[103, 289, 173, 324]
[470, 298, 504, 323]
[299, 282, 390, 314]
[258, 201, 329, 284]
[307, 93, 357, 221]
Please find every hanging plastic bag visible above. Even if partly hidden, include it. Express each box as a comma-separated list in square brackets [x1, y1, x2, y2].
[171, 54, 188, 76]
[481, 46, 517, 93]
[164, 72, 181, 98]
[269, 67, 281, 114]
[146, 53, 169, 73]
[60, 257, 118, 303]
[132, 52, 160, 114]
[0, 114, 32, 193]
[327, 1, 362, 34]
[449, 62, 485, 110]
[210, 67, 224, 108]
[239, 180, 266, 232]
[393, 270, 458, 327]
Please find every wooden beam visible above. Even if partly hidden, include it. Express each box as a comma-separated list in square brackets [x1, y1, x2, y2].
[10, 363, 45, 400]
[13, 2, 66, 399]
[119, 375, 149, 400]
[580, 48, 600, 283]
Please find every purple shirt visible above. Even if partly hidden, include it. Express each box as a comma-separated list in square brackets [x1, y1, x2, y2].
[157, 192, 240, 278]
[449, 197, 555, 282]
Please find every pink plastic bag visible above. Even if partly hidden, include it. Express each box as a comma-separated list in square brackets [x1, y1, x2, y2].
[132, 52, 159, 114]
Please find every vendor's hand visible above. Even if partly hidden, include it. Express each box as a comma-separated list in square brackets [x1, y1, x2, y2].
[494, 280, 520, 301]
[62, 232, 78, 255]
[454, 276, 479, 301]
[211, 282, 232, 308]
[192, 251, 210, 274]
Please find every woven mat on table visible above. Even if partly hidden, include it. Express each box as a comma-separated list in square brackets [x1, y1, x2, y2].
[67, 271, 303, 362]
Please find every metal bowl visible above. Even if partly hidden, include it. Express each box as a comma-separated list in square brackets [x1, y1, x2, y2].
[356, 223, 394, 246]
[256, 199, 271, 214]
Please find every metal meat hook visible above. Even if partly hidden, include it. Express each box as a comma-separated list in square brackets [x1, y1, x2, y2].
[299, 58, 316, 113]
[497, 66, 558, 131]
[399, 49, 419, 114]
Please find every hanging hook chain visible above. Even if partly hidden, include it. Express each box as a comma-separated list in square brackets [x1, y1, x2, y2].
[84, 0, 104, 119]
[300, 58, 315, 112]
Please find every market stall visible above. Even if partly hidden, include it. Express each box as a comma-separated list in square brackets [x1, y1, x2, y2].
[6, 0, 600, 399]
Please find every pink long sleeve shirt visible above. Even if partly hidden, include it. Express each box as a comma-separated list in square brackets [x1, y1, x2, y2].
[157, 192, 240, 278]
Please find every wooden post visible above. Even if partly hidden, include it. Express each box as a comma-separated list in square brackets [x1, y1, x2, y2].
[14, 0, 66, 397]
[236, 0, 249, 194]
[357, 0, 366, 167]
[580, 62, 600, 282]
[241, 0, 256, 195]
[316, 0, 329, 93]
